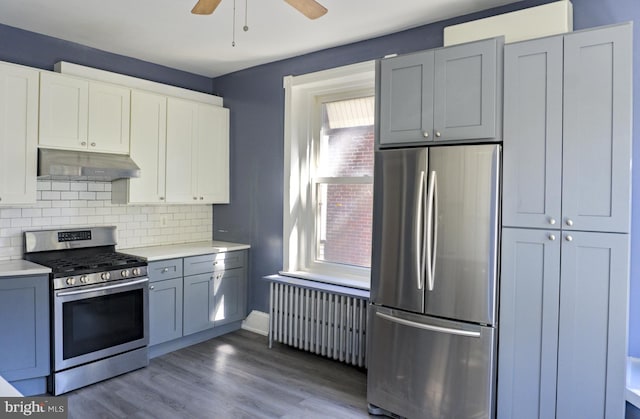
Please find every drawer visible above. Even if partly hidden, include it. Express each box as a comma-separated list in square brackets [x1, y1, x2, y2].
[148, 258, 183, 282]
[184, 250, 246, 276]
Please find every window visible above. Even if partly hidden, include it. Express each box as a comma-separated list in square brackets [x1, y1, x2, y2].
[282, 62, 375, 289]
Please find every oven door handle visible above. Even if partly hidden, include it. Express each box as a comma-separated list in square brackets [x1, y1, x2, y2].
[56, 278, 149, 297]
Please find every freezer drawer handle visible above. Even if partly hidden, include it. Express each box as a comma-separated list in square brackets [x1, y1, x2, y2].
[376, 312, 481, 338]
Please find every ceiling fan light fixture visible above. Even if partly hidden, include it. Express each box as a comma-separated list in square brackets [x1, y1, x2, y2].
[284, 0, 328, 19]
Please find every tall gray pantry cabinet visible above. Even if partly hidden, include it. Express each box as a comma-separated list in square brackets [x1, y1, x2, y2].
[498, 23, 632, 419]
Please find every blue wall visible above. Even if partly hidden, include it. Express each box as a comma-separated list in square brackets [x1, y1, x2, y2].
[211, 0, 640, 357]
[0, 0, 638, 356]
[0, 24, 212, 93]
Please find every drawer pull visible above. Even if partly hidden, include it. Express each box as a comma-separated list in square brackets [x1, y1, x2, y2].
[162, 267, 169, 273]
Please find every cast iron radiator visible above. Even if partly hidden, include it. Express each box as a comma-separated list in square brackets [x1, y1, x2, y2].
[268, 281, 368, 368]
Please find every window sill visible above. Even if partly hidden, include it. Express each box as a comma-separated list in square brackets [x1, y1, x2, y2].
[265, 271, 370, 299]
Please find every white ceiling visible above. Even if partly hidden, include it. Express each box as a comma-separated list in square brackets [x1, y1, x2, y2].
[0, 0, 521, 78]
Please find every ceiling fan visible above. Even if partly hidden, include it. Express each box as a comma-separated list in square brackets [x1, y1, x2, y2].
[191, 0, 328, 19]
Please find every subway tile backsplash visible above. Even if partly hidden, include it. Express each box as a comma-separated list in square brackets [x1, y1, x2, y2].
[0, 180, 213, 261]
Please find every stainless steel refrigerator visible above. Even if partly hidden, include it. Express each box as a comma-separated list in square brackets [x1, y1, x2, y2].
[367, 144, 501, 419]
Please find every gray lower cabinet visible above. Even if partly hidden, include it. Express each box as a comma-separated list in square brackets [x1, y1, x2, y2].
[502, 23, 632, 233]
[149, 277, 183, 345]
[0, 274, 49, 387]
[378, 36, 502, 146]
[499, 230, 629, 419]
[148, 250, 247, 345]
[183, 250, 248, 336]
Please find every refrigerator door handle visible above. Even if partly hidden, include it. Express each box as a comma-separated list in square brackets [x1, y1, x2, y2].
[375, 312, 481, 338]
[432, 170, 438, 289]
[426, 170, 436, 291]
[416, 170, 426, 290]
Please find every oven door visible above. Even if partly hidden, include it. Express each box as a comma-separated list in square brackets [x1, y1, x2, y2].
[53, 277, 149, 371]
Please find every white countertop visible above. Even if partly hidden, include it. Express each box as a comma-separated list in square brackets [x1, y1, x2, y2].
[0, 375, 22, 397]
[0, 260, 52, 278]
[120, 241, 250, 261]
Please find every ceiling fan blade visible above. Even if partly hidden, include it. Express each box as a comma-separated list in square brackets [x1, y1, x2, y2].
[284, 0, 328, 19]
[191, 0, 222, 15]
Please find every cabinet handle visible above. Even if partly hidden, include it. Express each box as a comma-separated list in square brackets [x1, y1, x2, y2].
[548, 234, 556, 241]
[193, 197, 198, 200]
[213, 261, 218, 266]
[200, 196, 204, 200]
[565, 219, 574, 227]
[549, 218, 556, 225]
[162, 267, 169, 273]
[159, 197, 165, 200]
[435, 131, 441, 138]
[81, 141, 87, 146]
[90, 142, 96, 147]
[422, 131, 429, 138]
[149, 285, 155, 290]
[565, 235, 573, 242]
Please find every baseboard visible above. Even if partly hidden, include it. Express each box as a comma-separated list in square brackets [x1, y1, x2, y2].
[241, 310, 269, 336]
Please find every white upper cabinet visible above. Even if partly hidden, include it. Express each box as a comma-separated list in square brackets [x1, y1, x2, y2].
[166, 97, 229, 204]
[112, 90, 167, 204]
[87, 81, 131, 154]
[39, 72, 130, 154]
[39, 72, 88, 150]
[196, 104, 229, 203]
[0, 62, 39, 205]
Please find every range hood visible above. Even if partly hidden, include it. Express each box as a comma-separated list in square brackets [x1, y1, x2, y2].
[37, 148, 141, 181]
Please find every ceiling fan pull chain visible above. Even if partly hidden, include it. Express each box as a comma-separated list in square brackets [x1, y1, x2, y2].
[232, 0, 237, 46]
[243, 0, 249, 32]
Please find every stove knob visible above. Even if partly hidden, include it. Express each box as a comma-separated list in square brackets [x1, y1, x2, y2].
[121, 269, 130, 278]
[132, 268, 140, 276]
[66, 277, 75, 285]
[80, 275, 88, 284]
[101, 272, 111, 281]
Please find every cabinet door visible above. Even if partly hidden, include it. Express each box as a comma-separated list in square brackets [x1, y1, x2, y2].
[433, 37, 501, 141]
[183, 272, 215, 335]
[196, 104, 230, 203]
[39, 72, 89, 150]
[213, 267, 246, 327]
[0, 63, 38, 205]
[556, 231, 628, 419]
[502, 36, 563, 229]
[122, 90, 167, 203]
[0, 275, 49, 381]
[149, 277, 183, 346]
[497, 228, 560, 419]
[562, 24, 632, 233]
[87, 81, 131, 154]
[166, 98, 198, 203]
[378, 50, 434, 145]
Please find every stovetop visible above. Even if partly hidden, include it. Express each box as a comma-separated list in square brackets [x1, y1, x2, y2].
[23, 227, 148, 290]
[41, 251, 147, 278]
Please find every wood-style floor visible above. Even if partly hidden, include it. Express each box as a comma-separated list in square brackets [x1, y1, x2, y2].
[67, 329, 369, 418]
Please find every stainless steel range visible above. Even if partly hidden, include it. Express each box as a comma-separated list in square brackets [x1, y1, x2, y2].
[23, 226, 149, 395]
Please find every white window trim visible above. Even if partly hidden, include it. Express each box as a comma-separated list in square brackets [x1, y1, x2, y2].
[282, 61, 375, 290]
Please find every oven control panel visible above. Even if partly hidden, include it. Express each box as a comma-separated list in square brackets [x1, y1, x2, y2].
[54, 266, 148, 290]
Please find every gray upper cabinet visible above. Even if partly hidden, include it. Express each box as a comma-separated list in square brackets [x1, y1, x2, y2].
[562, 24, 632, 233]
[378, 50, 434, 145]
[502, 36, 563, 229]
[556, 231, 628, 419]
[378, 37, 502, 146]
[433, 37, 501, 142]
[503, 23, 632, 233]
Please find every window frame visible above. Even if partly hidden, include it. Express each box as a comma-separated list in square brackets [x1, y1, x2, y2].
[282, 61, 375, 290]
